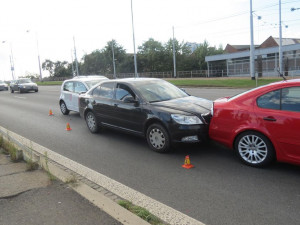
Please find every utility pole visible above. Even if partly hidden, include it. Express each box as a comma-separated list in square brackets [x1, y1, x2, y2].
[111, 40, 116, 79]
[172, 26, 177, 78]
[130, 0, 138, 78]
[250, 0, 255, 80]
[279, 0, 283, 75]
[26, 31, 43, 81]
[36, 35, 43, 82]
[73, 36, 79, 76]
[71, 50, 75, 77]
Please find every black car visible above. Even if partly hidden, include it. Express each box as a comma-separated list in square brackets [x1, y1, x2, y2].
[79, 78, 212, 152]
[10, 79, 38, 93]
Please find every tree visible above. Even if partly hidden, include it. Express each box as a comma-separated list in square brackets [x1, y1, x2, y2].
[138, 38, 165, 72]
[42, 59, 54, 77]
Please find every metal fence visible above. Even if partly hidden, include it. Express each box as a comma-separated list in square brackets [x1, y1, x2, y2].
[38, 69, 300, 82]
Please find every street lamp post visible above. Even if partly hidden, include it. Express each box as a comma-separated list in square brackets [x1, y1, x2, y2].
[111, 40, 116, 79]
[26, 30, 43, 81]
[2, 41, 15, 80]
[250, 0, 255, 80]
[279, 0, 283, 75]
[130, 0, 138, 78]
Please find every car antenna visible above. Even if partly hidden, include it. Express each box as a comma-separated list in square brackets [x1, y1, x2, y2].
[277, 68, 286, 81]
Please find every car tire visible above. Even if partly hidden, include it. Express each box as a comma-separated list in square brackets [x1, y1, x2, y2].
[18, 88, 23, 93]
[35, 89, 38, 92]
[85, 111, 99, 133]
[146, 123, 170, 153]
[234, 131, 275, 167]
[60, 101, 70, 115]
[10, 88, 14, 93]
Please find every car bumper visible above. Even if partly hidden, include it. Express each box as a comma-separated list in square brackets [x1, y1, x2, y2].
[168, 123, 209, 143]
[20, 86, 38, 92]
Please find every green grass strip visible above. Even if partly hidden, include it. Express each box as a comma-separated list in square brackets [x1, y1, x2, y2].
[167, 78, 282, 88]
[118, 200, 166, 225]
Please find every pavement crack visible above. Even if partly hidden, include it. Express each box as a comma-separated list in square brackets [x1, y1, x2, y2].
[0, 190, 31, 200]
[0, 171, 28, 178]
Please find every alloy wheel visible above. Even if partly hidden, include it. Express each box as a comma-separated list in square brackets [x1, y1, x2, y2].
[238, 134, 268, 165]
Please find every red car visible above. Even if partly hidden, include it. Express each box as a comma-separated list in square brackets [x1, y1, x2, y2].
[209, 79, 300, 167]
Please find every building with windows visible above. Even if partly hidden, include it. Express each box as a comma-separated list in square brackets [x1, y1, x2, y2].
[205, 36, 300, 77]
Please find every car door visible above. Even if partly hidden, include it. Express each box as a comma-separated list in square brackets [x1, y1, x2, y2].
[91, 82, 115, 125]
[73, 81, 88, 112]
[113, 83, 145, 133]
[255, 86, 300, 161]
[62, 81, 74, 110]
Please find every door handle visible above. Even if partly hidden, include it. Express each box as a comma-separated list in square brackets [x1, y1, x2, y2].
[263, 117, 276, 122]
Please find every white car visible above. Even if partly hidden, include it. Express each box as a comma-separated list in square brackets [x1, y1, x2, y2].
[59, 75, 108, 115]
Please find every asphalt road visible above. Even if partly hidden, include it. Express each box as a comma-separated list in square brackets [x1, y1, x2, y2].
[0, 86, 299, 225]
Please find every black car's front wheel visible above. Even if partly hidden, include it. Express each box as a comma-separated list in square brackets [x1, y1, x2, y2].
[10, 88, 14, 93]
[146, 123, 170, 153]
[60, 101, 70, 115]
[85, 111, 99, 133]
[234, 131, 275, 167]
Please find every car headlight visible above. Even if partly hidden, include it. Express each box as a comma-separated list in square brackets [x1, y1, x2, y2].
[171, 114, 203, 125]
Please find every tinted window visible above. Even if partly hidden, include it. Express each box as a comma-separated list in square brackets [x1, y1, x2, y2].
[281, 87, 300, 112]
[257, 90, 280, 110]
[93, 83, 114, 99]
[63, 82, 74, 92]
[74, 82, 87, 93]
[115, 84, 135, 101]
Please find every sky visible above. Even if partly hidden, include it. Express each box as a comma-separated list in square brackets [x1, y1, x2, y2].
[0, 0, 300, 80]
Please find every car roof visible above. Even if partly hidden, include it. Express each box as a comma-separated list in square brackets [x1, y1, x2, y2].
[103, 77, 163, 84]
[64, 75, 108, 83]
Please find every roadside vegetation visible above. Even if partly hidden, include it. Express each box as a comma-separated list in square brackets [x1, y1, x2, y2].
[37, 81, 63, 86]
[0, 134, 20, 162]
[168, 77, 283, 88]
[118, 200, 166, 225]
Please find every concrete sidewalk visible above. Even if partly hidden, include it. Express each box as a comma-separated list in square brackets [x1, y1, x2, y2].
[0, 153, 122, 225]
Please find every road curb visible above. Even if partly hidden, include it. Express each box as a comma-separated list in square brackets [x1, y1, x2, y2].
[0, 125, 206, 225]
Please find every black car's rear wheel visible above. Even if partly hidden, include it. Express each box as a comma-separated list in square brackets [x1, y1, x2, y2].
[146, 123, 170, 153]
[234, 131, 275, 167]
[85, 111, 99, 133]
[60, 101, 69, 115]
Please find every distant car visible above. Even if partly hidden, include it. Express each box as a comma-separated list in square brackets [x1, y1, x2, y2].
[79, 78, 212, 153]
[209, 79, 300, 167]
[0, 80, 8, 91]
[59, 75, 108, 115]
[10, 79, 38, 93]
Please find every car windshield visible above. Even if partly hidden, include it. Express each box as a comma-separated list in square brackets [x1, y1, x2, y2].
[134, 80, 188, 103]
[85, 79, 105, 89]
[19, 79, 32, 84]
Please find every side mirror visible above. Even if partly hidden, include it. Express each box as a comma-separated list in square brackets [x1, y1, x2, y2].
[124, 96, 138, 104]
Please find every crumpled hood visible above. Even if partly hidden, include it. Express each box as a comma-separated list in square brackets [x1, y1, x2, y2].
[151, 96, 212, 115]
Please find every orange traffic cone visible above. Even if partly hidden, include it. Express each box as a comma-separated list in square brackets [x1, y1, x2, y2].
[182, 155, 194, 169]
[66, 123, 72, 131]
[49, 109, 54, 116]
